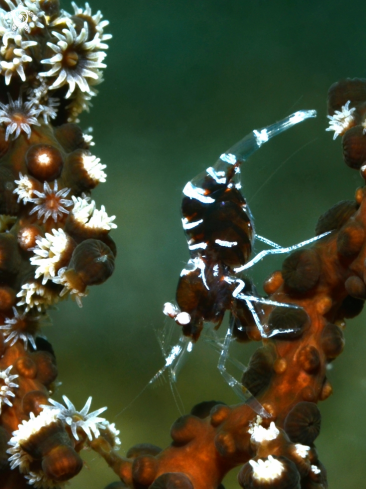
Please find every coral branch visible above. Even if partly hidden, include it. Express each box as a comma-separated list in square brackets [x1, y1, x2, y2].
[0, 0, 119, 487]
[98, 79, 366, 489]
[0, 0, 364, 487]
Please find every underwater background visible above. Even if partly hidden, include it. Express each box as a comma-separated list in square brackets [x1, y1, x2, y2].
[48, 0, 366, 487]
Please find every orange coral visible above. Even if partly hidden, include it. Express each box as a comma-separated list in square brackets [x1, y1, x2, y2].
[0, 0, 364, 487]
[91, 79, 366, 489]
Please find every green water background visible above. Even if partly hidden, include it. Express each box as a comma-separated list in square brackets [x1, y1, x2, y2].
[49, 1, 366, 487]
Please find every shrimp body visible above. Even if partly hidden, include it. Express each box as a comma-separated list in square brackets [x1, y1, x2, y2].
[167, 110, 317, 341]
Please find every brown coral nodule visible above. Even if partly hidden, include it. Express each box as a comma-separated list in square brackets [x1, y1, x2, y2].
[328, 78, 366, 115]
[315, 200, 358, 235]
[282, 249, 321, 294]
[267, 307, 309, 339]
[283, 403, 321, 446]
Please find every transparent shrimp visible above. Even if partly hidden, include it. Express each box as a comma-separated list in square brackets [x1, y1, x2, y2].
[155, 108, 328, 417]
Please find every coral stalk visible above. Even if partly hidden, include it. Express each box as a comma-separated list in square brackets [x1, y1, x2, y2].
[98, 80, 366, 489]
[0, 0, 364, 487]
[0, 0, 119, 487]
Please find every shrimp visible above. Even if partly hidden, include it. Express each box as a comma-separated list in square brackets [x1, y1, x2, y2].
[155, 109, 329, 417]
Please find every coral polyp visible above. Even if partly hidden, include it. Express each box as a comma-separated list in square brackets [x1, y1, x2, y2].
[42, 395, 108, 441]
[0, 1, 117, 487]
[0, 306, 40, 349]
[326, 100, 356, 139]
[0, 366, 18, 412]
[14, 172, 35, 202]
[0, 96, 40, 140]
[29, 180, 73, 222]
[0, 36, 37, 85]
[41, 22, 107, 98]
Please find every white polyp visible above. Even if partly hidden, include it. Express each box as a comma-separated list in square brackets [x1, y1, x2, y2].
[176, 312, 191, 325]
[81, 153, 107, 183]
[0, 95, 40, 140]
[326, 100, 356, 139]
[98, 421, 121, 449]
[41, 395, 107, 441]
[248, 417, 279, 443]
[249, 455, 285, 482]
[85, 205, 117, 230]
[16, 281, 59, 312]
[30, 228, 70, 284]
[0, 35, 37, 85]
[311, 465, 321, 475]
[29, 180, 73, 223]
[38, 97, 60, 124]
[70, 195, 116, 230]
[71, 195, 94, 223]
[0, 307, 38, 350]
[51, 267, 88, 307]
[7, 409, 59, 473]
[294, 444, 311, 458]
[83, 133, 95, 146]
[13, 172, 34, 203]
[0, 366, 19, 412]
[24, 470, 57, 488]
[40, 21, 108, 98]
[69, 1, 112, 42]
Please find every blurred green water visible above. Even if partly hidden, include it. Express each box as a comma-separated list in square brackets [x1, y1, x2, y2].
[49, 0, 366, 487]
